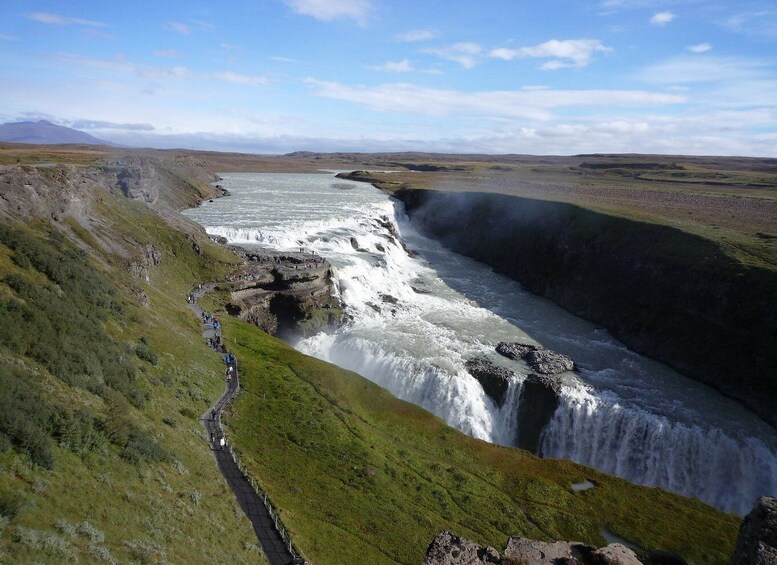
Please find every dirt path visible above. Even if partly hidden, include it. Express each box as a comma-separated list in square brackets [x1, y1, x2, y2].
[188, 285, 303, 565]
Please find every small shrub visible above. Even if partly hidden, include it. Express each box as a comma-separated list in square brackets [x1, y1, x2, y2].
[77, 520, 105, 543]
[14, 527, 78, 562]
[178, 407, 197, 420]
[0, 490, 24, 519]
[54, 518, 77, 537]
[88, 542, 116, 564]
[135, 340, 158, 366]
[188, 490, 201, 505]
[162, 416, 177, 428]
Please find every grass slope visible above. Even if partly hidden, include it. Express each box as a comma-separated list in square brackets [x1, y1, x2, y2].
[0, 191, 261, 562]
[220, 316, 740, 565]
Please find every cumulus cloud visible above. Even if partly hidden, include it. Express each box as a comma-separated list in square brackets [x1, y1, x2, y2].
[368, 59, 414, 73]
[25, 12, 107, 27]
[650, 11, 675, 25]
[424, 43, 483, 69]
[687, 43, 711, 53]
[284, 0, 372, 25]
[490, 39, 611, 70]
[213, 71, 269, 86]
[395, 29, 438, 42]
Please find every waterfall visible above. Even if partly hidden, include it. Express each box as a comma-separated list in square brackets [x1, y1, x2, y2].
[541, 388, 777, 514]
[183, 171, 777, 516]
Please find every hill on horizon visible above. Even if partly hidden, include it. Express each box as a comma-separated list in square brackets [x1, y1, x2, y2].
[0, 119, 114, 146]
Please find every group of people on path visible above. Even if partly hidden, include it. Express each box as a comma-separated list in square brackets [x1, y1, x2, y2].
[224, 351, 237, 381]
[189, 285, 237, 453]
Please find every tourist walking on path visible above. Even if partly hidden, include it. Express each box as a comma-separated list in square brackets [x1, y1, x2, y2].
[187, 284, 300, 565]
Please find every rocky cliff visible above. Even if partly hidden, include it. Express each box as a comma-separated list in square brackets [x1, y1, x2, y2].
[223, 247, 345, 337]
[392, 189, 777, 429]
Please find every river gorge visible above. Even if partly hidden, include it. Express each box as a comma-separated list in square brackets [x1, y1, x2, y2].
[183, 171, 777, 516]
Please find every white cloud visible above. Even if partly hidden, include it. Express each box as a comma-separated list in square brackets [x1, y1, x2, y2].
[50, 53, 189, 80]
[304, 78, 685, 121]
[154, 49, 182, 58]
[284, 0, 372, 25]
[424, 43, 483, 69]
[168, 22, 191, 34]
[637, 55, 771, 84]
[270, 56, 298, 63]
[687, 43, 711, 53]
[650, 11, 675, 25]
[368, 59, 414, 73]
[0, 34, 18, 41]
[721, 10, 777, 38]
[25, 12, 107, 27]
[395, 29, 438, 42]
[490, 39, 611, 70]
[70, 119, 155, 131]
[213, 71, 269, 86]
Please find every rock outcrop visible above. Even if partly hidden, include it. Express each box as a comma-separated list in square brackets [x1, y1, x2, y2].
[516, 373, 563, 454]
[496, 341, 575, 375]
[465, 357, 515, 407]
[129, 243, 162, 282]
[225, 247, 346, 337]
[731, 496, 777, 565]
[424, 531, 646, 565]
[423, 530, 501, 564]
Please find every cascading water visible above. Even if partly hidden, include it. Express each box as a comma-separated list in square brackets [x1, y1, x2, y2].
[184, 171, 777, 515]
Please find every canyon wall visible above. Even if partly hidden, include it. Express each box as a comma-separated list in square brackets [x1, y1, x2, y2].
[394, 188, 777, 428]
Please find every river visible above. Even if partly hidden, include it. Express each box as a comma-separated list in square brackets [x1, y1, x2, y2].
[183, 171, 777, 515]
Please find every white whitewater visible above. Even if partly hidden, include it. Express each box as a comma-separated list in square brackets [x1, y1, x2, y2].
[184, 172, 777, 515]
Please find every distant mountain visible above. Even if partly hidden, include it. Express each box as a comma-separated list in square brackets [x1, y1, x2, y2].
[0, 119, 114, 146]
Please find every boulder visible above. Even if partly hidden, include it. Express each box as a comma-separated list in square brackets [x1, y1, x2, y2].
[590, 544, 642, 565]
[465, 357, 515, 407]
[516, 373, 563, 454]
[503, 537, 595, 564]
[423, 530, 501, 564]
[731, 496, 777, 565]
[496, 341, 536, 360]
[524, 348, 575, 375]
[496, 341, 575, 375]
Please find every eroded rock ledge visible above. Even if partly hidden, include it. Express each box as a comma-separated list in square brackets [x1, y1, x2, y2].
[496, 341, 575, 375]
[423, 530, 658, 565]
[222, 246, 346, 336]
[466, 342, 578, 454]
[465, 357, 515, 407]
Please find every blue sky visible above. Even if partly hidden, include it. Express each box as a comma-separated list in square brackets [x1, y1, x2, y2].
[1, 0, 776, 155]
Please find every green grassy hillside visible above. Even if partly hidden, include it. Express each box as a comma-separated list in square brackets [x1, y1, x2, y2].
[218, 316, 740, 565]
[0, 187, 261, 562]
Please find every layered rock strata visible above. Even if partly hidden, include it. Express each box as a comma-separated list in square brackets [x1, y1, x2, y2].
[225, 246, 346, 336]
